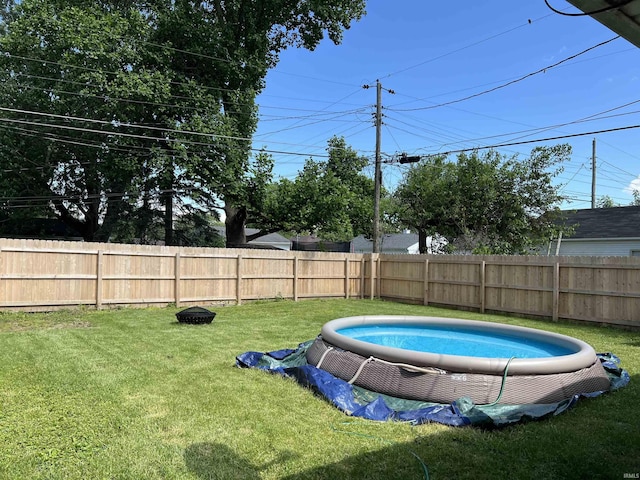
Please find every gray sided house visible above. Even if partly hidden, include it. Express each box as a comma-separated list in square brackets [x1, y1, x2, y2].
[352, 233, 447, 254]
[551, 206, 640, 256]
[214, 227, 291, 250]
[352, 233, 418, 254]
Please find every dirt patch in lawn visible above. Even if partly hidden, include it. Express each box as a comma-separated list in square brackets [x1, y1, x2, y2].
[0, 319, 92, 333]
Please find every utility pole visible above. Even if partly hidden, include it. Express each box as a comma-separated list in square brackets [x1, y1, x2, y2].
[362, 80, 396, 253]
[364, 80, 394, 253]
[591, 138, 596, 209]
[373, 80, 382, 253]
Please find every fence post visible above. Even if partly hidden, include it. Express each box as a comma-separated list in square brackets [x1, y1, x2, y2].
[360, 257, 365, 299]
[344, 257, 350, 299]
[236, 254, 243, 305]
[423, 258, 429, 306]
[0, 247, 2, 306]
[553, 260, 560, 321]
[96, 250, 103, 310]
[293, 256, 299, 302]
[174, 252, 181, 307]
[369, 254, 375, 300]
[480, 260, 486, 314]
[376, 255, 382, 299]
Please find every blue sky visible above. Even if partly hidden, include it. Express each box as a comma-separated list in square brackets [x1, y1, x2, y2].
[252, 1, 640, 210]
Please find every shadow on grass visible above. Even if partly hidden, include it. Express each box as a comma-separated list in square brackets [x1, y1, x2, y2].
[184, 442, 297, 479]
[299, 376, 638, 479]
[185, 442, 259, 479]
[183, 371, 639, 480]
[623, 338, 640, 348]
[279, 376, 640, 480]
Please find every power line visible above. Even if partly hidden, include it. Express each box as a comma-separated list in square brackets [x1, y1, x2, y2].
[544, 0, 633, 16]
[426, 124, 640, 157]
[1, 52, 247, 98]
[255, 87, 366, 142]
[599, 159, 638, 179]
[388, 36, 620, 112]
[255, 111, 369, 136]
[387, 46, 636, 109]
[596, 137, 640, 162]
[0, 123, 152, 156]
[8, 68, 365, 118]
[136, 38, 364, 89]
[0, 115, 333, 158]
[432, 98, 640, 148]
[0, 107, 354, 154]
[382, 113, 530, 158]
[378, 11, 555, 79]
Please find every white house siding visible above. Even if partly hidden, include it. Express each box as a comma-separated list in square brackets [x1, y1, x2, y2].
[250, 240, 291, 251]
[551, 238, 640, 256]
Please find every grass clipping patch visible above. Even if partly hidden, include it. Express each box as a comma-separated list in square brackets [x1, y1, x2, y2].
[0, 311, 92, 332]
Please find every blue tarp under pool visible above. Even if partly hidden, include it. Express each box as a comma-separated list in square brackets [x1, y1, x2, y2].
[236, 340, 630, 427]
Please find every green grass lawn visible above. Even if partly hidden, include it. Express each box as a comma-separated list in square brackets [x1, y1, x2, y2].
[0, 299, 638, 480]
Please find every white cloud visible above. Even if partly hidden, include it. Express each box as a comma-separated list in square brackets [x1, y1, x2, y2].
[624, 177, 640, 195]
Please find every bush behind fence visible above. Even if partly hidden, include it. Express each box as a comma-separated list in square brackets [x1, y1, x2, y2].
[1, 238, 639, 328]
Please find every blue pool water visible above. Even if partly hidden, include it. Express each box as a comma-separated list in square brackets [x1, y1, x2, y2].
[336, 324, 576, 359]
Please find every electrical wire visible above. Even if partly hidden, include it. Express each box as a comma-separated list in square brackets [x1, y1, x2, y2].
[379, 12, 555, 80]
[426, 124, 640, 157]
[382, 114, 530, 158]
[1, 52, 249, 99]
[544, 0, 633, 16]
[557, 163, 586, 193]
[254, 110, 369, 136]
[0, 107, 360, 156]
[0, 117, 333, 158]
[599, 159, 638, 178]
[0, 123, 153, 155]
[432, 98, 640, 148]
[7, 68, 368, 119]
[389, 36, 620, 112]
[387, 46, 637, 110]
[0, 106, 250, 142]
[255, 86, 366, 143]
[135, 38, 364, 89]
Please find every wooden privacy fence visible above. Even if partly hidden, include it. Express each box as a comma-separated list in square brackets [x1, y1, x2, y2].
[1, 238, 639, 328]
[0, 239, 369, 310]
[378, 254, 640, 328]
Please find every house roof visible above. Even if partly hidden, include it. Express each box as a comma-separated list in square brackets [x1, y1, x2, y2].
[381, 233, 419, 250]
[559, 205, 640, 239]
[352, 233, 418, 251]
[245, 228, 291, 245]
[567, 0, 640, 48]
[351, 235, 372, 251]
[214, 227, 290, 246]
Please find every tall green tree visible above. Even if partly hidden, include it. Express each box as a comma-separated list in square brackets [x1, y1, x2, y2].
[392, 145, 571, 254]
[0, 0, 366, 244]
[258, 136, 375, 241]
[596, 195, 617, 208]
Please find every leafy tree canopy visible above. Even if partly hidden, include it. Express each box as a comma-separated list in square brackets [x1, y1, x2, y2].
[391, 145, 571, 254]
[596, 195, 618, 208]
[0, 0, 366, 244]
[256, 136, 375, 242]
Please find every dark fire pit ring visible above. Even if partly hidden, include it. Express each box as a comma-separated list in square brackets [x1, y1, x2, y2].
[176, 306, 216, 325]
